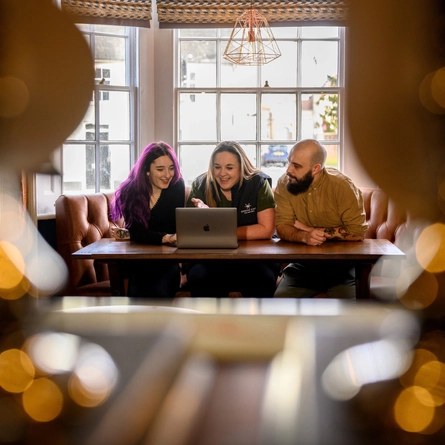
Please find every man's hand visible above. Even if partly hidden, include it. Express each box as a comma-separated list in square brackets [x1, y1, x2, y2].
[294, 219, 326, 245]
[191, 198, 209, 208]
[303, 228, 327, 246]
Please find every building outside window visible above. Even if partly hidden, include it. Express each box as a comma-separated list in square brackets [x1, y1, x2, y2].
[36, 24, 137, 217]
[62, 24, 137, 194]
[176, 26, 343, 187]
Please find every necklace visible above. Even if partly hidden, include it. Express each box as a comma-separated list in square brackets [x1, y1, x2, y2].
[150, 190, 161, 209]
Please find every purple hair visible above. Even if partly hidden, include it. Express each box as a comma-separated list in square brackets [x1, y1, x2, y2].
[110, 141, 182, 228]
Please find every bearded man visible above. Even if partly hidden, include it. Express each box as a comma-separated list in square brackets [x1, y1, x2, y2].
[273, 139, 368, 299]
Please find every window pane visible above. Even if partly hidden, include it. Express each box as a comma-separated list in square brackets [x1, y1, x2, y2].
[325, 144, 339, 168]
[95, 35, 126, 86]
[221, 94, 256, 140]
[270, 27, 297, 38]
[301, 93, 338, 140]
[261, 143, 291, 187]
[62, 144, 94, 193]
[301, 27, 338, 38]
[301, 41, 338, 87]
[94, 25, 126, 35]
[261, 94, 296, 141]
[99, 90, 130, 140]
[180, 41, 216, 87]
[63, 144, 130, 193]
[76, 24, 92, 32]
[179, 93, 216, 141]
[101, 144, 131, 192]
[220, 29, 232, 38]
[67, 92, 95, 141]
[221, 43, 258, 87]
[242, 144, 257, 166]
[261, 41, 297, 88]
[179, 145, 214, 186]
[179, 29, 217, 37]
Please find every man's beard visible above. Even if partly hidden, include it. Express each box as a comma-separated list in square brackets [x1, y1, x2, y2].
[286, 170, 314, 195]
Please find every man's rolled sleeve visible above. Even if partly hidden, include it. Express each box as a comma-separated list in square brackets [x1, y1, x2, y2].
[337, 185, 368, 237]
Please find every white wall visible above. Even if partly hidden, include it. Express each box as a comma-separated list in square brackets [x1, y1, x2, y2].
[139, 27, 175, 150]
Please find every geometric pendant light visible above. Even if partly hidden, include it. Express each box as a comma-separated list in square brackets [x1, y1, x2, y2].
[223, 2, 281, 66]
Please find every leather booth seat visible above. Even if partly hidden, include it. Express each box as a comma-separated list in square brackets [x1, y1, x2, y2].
[55, 193, 125, 296]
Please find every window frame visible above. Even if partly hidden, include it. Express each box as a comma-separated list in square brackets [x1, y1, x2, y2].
[34, 24, 139, 219]
[175, 27, 345, 184]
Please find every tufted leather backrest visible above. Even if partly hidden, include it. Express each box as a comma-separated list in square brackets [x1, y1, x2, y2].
[361, 187, 414, 248]
[55, 193, 124, 295]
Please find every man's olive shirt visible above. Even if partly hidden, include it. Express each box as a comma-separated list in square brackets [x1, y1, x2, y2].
[274, 167, 368, 237]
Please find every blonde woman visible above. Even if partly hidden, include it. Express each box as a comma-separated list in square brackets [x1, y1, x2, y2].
[186, 141, 280, 298]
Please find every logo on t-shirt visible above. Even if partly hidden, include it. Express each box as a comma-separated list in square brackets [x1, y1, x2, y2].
[241, 203, 256, 215]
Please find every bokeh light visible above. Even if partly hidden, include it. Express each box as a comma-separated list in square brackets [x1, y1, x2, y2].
[0, 241, 26, 295]
[0, 193, 34, 257]
[395, 339, 445, 437]
[394, 386, 435, 433]
[24, 332, 119, 410]
[415, 223, 445, 273]
[0, 209, 30, 245]
[414, 360, 442, 392]
[69, 372, 111, 408]
[0, 349, 35, 393]
[26, 252, 68, 297]
[419, 70, 445, 114]
[25, 332, 80, 374]
[0, 76, 30, 118]
[70, 343, 118, 407]
[399, 348, 438, 388]
[0, 276, 31, 301]
[431, 67, 445, 109]
[414, 361, 445, 406]
[22, 378, 63, 422]
[0, 192, 68, 299]
[322, 339, 412, 401]
[397, 267, 438, 310]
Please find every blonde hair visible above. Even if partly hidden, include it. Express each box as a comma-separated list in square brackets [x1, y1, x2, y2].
[205, 141, 259, 207]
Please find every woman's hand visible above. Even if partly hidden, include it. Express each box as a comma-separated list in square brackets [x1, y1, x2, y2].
[191, 198, 209, 208]
[162, 233, 177, 244]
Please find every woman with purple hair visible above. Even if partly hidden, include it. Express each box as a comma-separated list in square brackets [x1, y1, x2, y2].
[111, 141, 185, 298]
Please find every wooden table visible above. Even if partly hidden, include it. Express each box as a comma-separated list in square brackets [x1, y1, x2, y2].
[72, 238, 405, 299]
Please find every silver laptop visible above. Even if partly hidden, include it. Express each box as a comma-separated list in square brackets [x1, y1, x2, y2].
[176, 207, 238, 248]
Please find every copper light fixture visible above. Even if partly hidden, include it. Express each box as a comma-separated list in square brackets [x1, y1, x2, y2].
[223, 1, 281, 66]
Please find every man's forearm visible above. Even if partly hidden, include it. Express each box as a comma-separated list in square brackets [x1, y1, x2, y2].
[276, 224, 308, 243]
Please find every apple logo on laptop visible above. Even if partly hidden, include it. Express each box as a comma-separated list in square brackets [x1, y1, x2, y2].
[203, 224, 210, 232]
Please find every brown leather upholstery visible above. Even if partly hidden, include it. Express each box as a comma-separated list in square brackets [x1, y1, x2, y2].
[361, 187, 413, 248]
[55, 187, 417, 298]
[55, 193, 124, 296]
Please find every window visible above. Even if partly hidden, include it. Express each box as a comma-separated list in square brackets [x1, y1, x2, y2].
[176, 27, 343, 187]
[36, 24, 138, 217]
[62, 25, 137, 194]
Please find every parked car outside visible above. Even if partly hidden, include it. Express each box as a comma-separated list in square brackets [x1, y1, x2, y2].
[262, 145, 289, 167]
